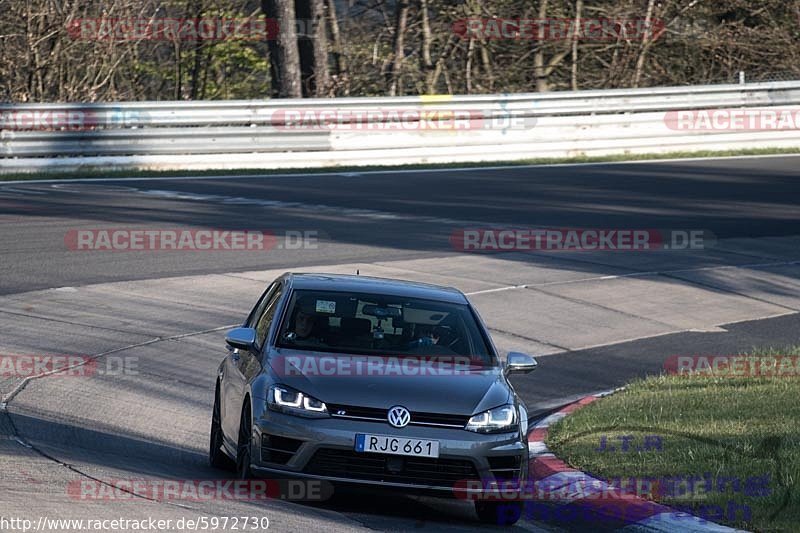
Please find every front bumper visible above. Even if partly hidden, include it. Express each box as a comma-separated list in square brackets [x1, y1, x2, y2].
[249, 407, 528, 494]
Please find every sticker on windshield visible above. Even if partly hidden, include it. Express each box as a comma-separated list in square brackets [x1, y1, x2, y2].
[316, 300, 336, 313]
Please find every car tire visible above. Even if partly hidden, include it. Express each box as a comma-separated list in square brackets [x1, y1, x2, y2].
[236, 402, 254, 479]
[475, 500, 523, 526]
[209, 388, 235, 470]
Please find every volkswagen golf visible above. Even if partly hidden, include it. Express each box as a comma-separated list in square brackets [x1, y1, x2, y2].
[210, 273, 537, 525]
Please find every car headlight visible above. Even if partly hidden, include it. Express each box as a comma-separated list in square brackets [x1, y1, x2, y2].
[268, 385, 328, 418]
[465, 404, 518, 433]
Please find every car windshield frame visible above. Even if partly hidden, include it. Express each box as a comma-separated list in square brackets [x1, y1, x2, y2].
[274, 288, 498, 365]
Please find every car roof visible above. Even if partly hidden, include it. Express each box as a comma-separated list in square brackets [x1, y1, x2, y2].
[283, 273, 469, 304]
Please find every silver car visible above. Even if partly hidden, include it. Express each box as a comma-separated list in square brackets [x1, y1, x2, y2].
[210, 273, 537, 525]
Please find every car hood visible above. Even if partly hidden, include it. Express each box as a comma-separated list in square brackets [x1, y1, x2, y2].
[267, 349, 512, 415]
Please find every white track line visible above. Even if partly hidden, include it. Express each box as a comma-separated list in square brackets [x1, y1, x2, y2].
[465, 259, 800, 295]
[2, 153, 800, 185]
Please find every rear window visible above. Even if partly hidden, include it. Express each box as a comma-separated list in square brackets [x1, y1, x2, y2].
[276, 289, 494, 362]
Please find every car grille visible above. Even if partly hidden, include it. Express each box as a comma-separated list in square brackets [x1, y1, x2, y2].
[304, 448, 480, 486]
[261, 433, 303, 465]
[327, 404, 469, 428]
[487, 455, 523, 481]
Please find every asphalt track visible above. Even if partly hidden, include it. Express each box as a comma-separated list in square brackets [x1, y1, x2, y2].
[1, 155, 799, 532]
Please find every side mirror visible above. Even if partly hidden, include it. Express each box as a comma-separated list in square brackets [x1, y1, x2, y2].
[225, 327, 256, 351]
[506, 352, 538, 374]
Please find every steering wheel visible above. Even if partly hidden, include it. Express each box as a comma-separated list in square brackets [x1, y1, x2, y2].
[406, 337, 435, 350]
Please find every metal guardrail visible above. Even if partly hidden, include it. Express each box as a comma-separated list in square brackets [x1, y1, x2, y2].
[2, 80, 800, 173]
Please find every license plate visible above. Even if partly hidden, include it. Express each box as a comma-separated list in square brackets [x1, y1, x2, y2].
[355, 434, 440, 458]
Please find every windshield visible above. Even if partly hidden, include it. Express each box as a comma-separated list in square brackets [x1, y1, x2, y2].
[276, 289, 494, 362]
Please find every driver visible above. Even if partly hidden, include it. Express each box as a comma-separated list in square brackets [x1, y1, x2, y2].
[415, 326, 442, 346]
[288, 298, 323, 343]
[294, 309, 316, 340]
[425, 327, 441, 345]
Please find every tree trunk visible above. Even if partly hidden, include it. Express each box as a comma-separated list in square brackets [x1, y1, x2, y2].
[420, 0, 435, 93]
[533, 0, 571, 92]
[571, 0, 583, 90]
[479, 41, 494, 93]
[633, 0, 657, 88]
[465, 37, 474, 94]
[173, 39, 182, 100]
[533, 0, 549, 92]
[326, 0, 349, 94]
[189, 0, 205, 100]
[430, 35, 458, 95]
[296, 0, 329, 97]
[388, 0, 410, 96]
[262, 0, 302, 98]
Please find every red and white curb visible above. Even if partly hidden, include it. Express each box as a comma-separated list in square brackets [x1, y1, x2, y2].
[526, 390, 747, 532]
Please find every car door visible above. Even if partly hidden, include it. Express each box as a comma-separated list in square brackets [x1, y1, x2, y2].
[221, 282, 274, 442]
[223, 282, 283, 444]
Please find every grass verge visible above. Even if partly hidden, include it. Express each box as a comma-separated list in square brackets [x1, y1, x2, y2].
[1, 147, 800, 182]
[545, 347, 800, 532]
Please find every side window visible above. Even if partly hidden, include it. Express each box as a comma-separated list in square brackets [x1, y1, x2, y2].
[247, 283, 276, 328]
[255, 287, 283, 349]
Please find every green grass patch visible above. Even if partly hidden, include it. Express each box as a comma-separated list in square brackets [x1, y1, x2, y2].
[546, 346, 800, 532]
[2, 147, 800, 182]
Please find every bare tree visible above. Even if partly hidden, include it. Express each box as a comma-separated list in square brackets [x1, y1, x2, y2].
[571, 0, 583, 90]
[296, 0, 329, 96]
[188, 0, 206, 99]
[419, 0, 435, 93]
[262, 0, 302, 97]
[465, 35, 474, 94]
[3, 0, 798, 102]
[533, 0, 571, 92]
[326, 0, 349, 94]
[388, 0, 410, 96]
[633, 0, 658, 87]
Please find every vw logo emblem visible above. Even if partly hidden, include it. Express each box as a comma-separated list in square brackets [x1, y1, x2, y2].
[387, 406, 411, 428]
